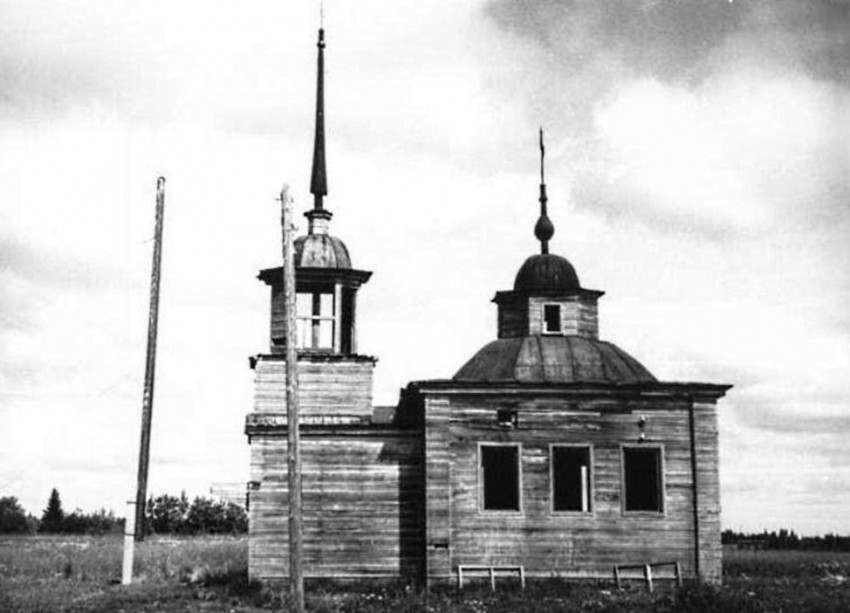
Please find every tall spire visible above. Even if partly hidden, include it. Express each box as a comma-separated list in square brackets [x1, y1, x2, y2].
[534, 127, 554, 254]
[310, 28, 328, 211]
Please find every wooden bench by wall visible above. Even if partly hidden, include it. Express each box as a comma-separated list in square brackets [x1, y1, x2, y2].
[457, 565, 525, 590]
[613, 561, 682, 592]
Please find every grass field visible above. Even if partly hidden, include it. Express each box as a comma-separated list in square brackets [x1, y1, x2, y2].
[1, 536, 849, 612]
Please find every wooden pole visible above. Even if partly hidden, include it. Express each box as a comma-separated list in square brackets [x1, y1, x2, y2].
[134, 176, 166, 542]
[281, 185, 304, 612]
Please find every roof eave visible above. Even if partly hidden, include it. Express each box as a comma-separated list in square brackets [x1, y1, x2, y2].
[407, 378, 732, 401]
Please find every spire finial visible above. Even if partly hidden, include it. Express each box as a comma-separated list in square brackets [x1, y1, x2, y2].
[309, 27, 328, 211]
[534, 127, 554, 254]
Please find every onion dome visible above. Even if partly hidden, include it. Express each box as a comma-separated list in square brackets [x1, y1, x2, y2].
[454, 336, 656, 384]
[511, 129, 582, 293]
[514, 253, 580, 293]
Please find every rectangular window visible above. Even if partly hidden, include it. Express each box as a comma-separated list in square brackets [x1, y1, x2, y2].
[623, 447, 663, 513]
[295, 291, 335, 350]
[480, 445, 520, 511]
[543, 304, 561, 334]
[552, 446, 591, 512]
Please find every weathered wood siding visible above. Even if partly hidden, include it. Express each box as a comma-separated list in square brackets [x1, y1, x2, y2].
[424, 396, 452, 582]
[249, 432, 424, 582]
[423, 393, 721, 584]
[252, 356, 374, 417]
[527, 296, 599, 339]
[497, 298, 528, 339]
[693, 401, 721, 582]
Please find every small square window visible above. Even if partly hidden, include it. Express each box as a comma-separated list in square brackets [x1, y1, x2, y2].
[623, 447, 664, 513]
[497, 409, 518, 428]
[552, 446, 592, 512]
[543, 304, 561, 334]
[480, 445, 521, 511]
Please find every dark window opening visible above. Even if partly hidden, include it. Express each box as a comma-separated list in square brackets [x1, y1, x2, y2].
[543, 304, 561, 333]
[623, 447, 663, 512]
[497, 409, 518, 428]
[481, 445, 520, 511]
[552, 446, 591, 512]
[341, 288, 354, 354]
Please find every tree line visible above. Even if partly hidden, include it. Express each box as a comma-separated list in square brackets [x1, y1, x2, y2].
[0, 488, 247, 536]
[722, 529, 850, 551]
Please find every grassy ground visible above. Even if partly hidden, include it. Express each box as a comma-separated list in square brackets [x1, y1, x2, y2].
[1, 535, 849, 611]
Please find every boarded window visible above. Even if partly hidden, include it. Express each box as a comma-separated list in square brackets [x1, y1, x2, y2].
[552, 446, 591, 512]
[481, 445, 520, 511]
[623, 447, 663, 512]
[543, 304, 561, 333]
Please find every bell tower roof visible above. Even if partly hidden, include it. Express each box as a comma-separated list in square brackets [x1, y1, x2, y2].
[257, 25, 372, 356]
[299, 27, 354, 270]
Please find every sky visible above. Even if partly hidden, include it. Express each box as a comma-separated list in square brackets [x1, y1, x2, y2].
[1, 0, 848, 535]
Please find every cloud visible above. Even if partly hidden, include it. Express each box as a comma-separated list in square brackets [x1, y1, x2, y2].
[487, 0, 742, 79]
[0, 235, 123, 292]
[485, 0, 850, 85]
[575, 72, 850, 238]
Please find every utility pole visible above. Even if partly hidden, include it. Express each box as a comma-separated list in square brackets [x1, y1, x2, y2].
[134, 176, 166, 542]
[281, 185, 304, 612]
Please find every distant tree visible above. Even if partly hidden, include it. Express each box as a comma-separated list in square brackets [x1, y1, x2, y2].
[39, 488, 65, 533]
[0, 496, 32, 534]
[222, 500, 248, 534]
[61, 508, 123, 535]
[184, 497, 247, 535]
[147, 492, 189, 534]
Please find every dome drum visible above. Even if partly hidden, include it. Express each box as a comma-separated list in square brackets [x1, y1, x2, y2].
[494, 288, 604, 340]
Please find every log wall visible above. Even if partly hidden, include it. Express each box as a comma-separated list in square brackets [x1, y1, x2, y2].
[423, 392, 721, 584]
[693, 400, 721, 583]
[527, 296, 599, 339]
[498, 296, 599, 339]
[248, 431, 424, 582]
[497, 298, 527, 339]
[252, 355, 374, 417]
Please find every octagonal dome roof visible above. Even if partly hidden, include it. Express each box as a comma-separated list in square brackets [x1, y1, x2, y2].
[294, 234, 351, 269]
[454, 335, 656, 384]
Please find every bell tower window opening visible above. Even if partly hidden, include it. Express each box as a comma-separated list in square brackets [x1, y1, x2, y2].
[296, 290, 336, 350]
[543, 303, 561, 334]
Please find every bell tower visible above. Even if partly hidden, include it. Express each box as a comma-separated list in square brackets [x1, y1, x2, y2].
[252, 27, 375, 420]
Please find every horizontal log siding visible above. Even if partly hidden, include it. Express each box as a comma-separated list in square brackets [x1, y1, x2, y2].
[434, 395, 719, 581]
[253, 358, 373, 417]
[694, 401, 721, 583]
[497, 299, 527, 339]
[424, 396, 452, 585]
[527, 296, 598, 339]
[249, 434, 424, 582]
